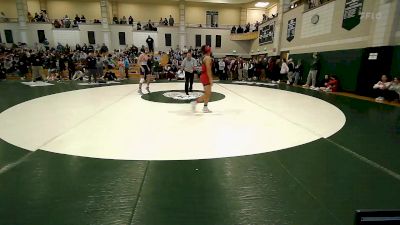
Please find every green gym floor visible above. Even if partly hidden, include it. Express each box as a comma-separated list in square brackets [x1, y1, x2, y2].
[0, 80, 399, 225]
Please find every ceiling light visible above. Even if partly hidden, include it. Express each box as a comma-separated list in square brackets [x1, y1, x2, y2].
[255, 2, 269, 7]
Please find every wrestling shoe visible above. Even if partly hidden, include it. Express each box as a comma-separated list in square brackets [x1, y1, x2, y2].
[202, 106, 212, 113]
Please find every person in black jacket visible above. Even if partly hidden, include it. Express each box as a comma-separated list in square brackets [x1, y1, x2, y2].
[146, 35, 154, 52]
[86, 52, 97, 83]
[293, 59, 303, 85]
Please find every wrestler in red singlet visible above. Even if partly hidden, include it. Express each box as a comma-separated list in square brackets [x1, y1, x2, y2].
[190, 45, 213, 113]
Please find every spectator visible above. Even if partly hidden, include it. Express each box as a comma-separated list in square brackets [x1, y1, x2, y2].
[169, 15, 174, 26]
[262, 14, 267, 22]
[27, 12, 34, 22]
[254, 21, 260, 31]
[121, 16, 127, 24]
[74, 14, 80, 23]
[100, 43, 108, 54]
[231, 25, 237, 34]
[146, 35, 154, 52]
[293, 59, 303, 85]
[0, 12, 7, 22]
[287, 58, 294, 84]
[245, 23, 250, 33]
[113, 15, 119, 24]
[320, 75, 339, 92]
[124, 56, 130, 79]
[303, 52, 320, 89]
[237, 25, 244, 33]
[163, 18, 168, 26]
[373, 75, 392, 102]
[280, 58, 289, 82]
[53, 19, 62, 28]
[86, 52, 97, 83]
[128, 16, 133, 25]
[81, 15, 86, 23]
[218, 58, 226, 80]
[389, 77, 400, 101]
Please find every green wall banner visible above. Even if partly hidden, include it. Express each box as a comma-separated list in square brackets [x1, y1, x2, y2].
[259, 21, 275, 45]
[287, 18, 296, 42]
[342, 0, 364, 31]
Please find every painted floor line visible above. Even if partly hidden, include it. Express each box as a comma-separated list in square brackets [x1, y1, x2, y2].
[35, 88, 138, 151]
[129, 160, 151, 225]
[0, 151, 36, 175]
[273, 155, 345, 225]
[325, 139, 400, 182]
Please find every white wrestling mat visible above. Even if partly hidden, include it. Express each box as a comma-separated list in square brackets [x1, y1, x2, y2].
[21, 81, 54, 87]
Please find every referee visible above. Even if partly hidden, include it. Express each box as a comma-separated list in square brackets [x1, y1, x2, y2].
[181, 52, 197, 95]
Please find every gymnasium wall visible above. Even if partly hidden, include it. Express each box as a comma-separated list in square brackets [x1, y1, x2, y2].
[391, 46, 400, 78]
[116, 3, 179, 25]
[185, 3, 241, 26]
[46, 0, 101, 20]
[186, 27, 251, 57]
[1, 0, 18, 19]
[246, 8, 267, 24]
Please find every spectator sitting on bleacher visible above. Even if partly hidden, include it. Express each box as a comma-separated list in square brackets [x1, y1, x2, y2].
[28, 12, 34, 22]
[74, 14, 80, 23]
[237, 25, 244, 33]
[113, 15, 119, 24]
[373, 75, 392, 102]
[129, 16, 133, 25]
[231, 25, 237, 34]
[254, 21, 260, 31]
[121, 16, 127, 24]
[245, 23, 250, 33]
[389, 77, 400, 101]
[53, 19, 61, 28]
[0, 12, 7, 22]
[81, 15, 86, 23]
[137, 21, 142, 30]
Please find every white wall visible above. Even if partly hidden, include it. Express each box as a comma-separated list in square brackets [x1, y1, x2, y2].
[52, 29, 80, 47]
[78, 24, 104, 45]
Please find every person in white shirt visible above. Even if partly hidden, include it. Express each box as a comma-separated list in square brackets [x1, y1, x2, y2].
[373, 75, 392, 102]
[243, 60, 249, 81]
[280, 58, 289, 82]
[218, 59, 226, 80]
[181, 52, 196, 95]
[389, 77, 400, 101]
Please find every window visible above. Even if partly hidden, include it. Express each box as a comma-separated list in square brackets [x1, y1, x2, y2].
[195, 35, 201, 47]
[206, 11, 218, 27]
[216, 35, 221, 48]
[88, 31, 95, 45]
[37, 30, 46, 43]
[165, 33, 171, 47]
[119, 32, 126, 45]
[5, 30, 13, 44]
[206, 35, 211, 47]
